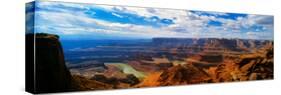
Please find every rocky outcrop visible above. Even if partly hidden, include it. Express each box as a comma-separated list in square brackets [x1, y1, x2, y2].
[72, 75, 113, 90]
[127, 61, 159, 73]
[67, 60, 106, 78]
[26, 33, 76, 93]
[136, 64, 210, 87]
[90, 74, 140, 89]
[205, 46, 273, 82]
[136, 44, 273, 87]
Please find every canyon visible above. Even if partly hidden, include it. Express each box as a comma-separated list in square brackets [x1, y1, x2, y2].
[26, 33, 273, 93]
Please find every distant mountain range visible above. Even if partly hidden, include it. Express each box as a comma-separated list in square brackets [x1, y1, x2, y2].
[152, 37, 273, 51]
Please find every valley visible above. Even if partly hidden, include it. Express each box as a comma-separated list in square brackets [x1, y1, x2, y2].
[64, 38, 273, 90]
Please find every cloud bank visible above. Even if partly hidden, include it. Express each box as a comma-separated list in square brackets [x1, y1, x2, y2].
[29, 1, 273, 40]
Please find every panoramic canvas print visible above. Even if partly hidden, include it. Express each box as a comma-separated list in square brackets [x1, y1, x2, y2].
[26, 1, 274, 93]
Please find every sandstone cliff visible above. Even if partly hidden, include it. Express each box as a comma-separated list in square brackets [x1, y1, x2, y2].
[26, 33, 75, 93]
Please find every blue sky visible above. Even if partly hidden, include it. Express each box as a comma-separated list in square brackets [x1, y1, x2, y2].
[26, 1, 274, 40]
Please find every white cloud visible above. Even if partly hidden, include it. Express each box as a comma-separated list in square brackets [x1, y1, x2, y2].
[34, 1, 273, 40]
